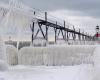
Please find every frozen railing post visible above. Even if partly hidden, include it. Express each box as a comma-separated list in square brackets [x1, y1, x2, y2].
[64, 20, 67, 42]
[30, 22, 34, 45]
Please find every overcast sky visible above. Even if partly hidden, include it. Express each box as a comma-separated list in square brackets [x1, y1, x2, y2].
[20, 0, 100, 35]
[1, 0, 100, 41]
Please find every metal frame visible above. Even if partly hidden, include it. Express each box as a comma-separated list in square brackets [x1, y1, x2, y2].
[30, 12, 94, 44]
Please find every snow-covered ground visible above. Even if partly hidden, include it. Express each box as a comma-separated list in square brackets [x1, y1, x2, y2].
[0, 64, 94, 80]
[0, 45, 97, 80]
[0, 44, 98, 80]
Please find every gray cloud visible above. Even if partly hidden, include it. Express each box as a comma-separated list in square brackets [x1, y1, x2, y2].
[21, 0, 100, 18]
[20, 0, 100, 35]
[2, 0, 100, 34]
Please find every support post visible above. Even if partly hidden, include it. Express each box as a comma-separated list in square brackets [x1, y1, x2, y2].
[64, 21, 66, 41]
[30, 22, 34, 44]
[38, 23, 45, 39]
[45, 12, 48, 41]
[78, 29, 81, 41]
[73, 26, 76, 41]
[54, 22, 57, 43]
[67, 30, 69, 41]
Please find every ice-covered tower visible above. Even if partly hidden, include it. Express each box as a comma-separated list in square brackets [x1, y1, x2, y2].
[0, 36, 8, 71]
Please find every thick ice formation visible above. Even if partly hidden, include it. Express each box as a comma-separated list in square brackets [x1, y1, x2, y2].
[91, 46, 100, 80]
[18, 46, 95, 66]
[6, 45, 18, 65]
[0, 36, 8, 71]
[18, 47, 44, 65]
[93, 46, 100, 67]
[0, 60, 8, 71]
[0, 37, 6, 61]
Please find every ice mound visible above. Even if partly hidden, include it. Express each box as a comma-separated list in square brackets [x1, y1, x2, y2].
[0, 37, 6, 61]
[90, 46, 100, 80]
[93, 46, 100, 67]
[6, 45, 18, 65]
[0, 60, 8, 71]
[0, 36, 8, 71]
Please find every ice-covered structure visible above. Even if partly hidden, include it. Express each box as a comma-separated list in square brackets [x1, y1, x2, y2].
[18, 45, 95, 66]
[6, 45, 18, 65]
[0, 36, 8, 71]
[18, 47, 44, 65]
[89, 46, 100, 80]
